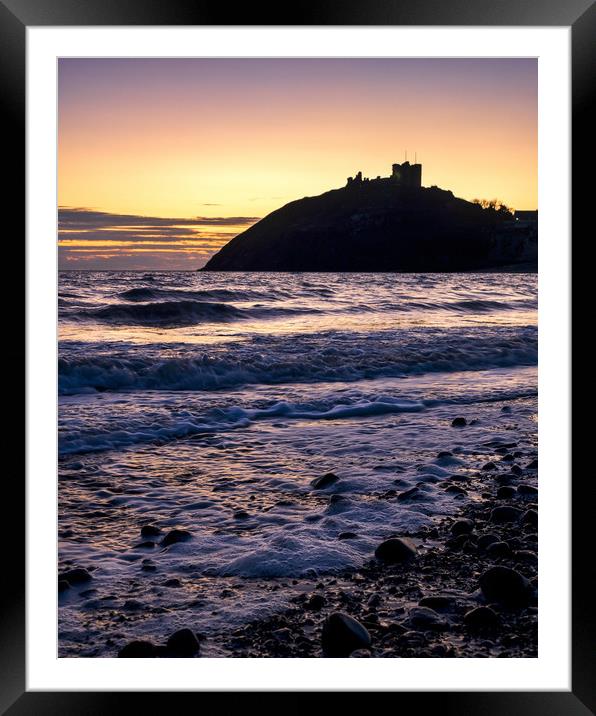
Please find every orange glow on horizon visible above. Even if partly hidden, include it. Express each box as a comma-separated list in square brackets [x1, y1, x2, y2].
[59, 58, 537, 269]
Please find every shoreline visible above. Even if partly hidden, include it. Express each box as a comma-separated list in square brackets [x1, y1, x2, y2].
[113, 420, 538, 659]
[209, 457, 538, 658]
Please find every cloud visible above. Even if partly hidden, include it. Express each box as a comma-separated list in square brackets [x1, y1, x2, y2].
[57, 207, 260, 268]
[59, 207, 259, 229]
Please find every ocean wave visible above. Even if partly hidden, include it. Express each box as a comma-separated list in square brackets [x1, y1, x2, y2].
[58, 397, 425, 455]
[58, 386, 536, 456]
[117, 286, 276, 302]
[69, 299, 321, 327]
[58, 327, 537, 394]
[83, 300, 245, 326]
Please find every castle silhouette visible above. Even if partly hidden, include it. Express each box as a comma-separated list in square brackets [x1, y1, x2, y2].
[347, 160, 422, 189]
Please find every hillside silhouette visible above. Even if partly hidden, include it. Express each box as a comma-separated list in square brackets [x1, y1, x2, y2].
[202, 176, 537, 272]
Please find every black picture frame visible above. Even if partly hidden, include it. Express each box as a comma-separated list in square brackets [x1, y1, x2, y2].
[6, 0, 589, 710]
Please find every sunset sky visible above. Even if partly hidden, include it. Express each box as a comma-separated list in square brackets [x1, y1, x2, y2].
[58, 58, 537, 270]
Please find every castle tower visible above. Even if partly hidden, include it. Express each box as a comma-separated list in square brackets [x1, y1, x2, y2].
[391, 161, 422, 188]
[410, 163, 422, 187]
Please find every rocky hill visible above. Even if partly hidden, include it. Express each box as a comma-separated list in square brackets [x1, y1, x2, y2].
[201, 182, 537, 272]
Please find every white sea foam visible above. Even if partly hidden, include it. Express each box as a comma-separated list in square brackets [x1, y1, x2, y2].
[58, 324, 537, 395]
[58, 271, 538, 655]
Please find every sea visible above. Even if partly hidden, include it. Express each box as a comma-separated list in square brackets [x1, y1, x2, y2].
[58, 271, 537, 656]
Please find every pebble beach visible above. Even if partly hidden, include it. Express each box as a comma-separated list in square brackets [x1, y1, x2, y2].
[58, 271, 537, 658]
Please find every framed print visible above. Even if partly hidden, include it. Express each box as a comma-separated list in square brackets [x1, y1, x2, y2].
[5, 0, 590, 709]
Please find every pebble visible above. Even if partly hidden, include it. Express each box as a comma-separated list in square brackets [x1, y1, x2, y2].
[521, 509, 538, 527]
[451, 417, 467, 427]
[374, 537, 417, 564]
[451, 519, 474, 537]
[418, 595, 454, 611]
[482, 462, 498, 471]
[479, 566, 530, 606]
[397, 487, 420, 502]
[305, 594, 326, 611]
[489, 506, 523, 524]
[497, 486, 517, 499]
[526, 458, 538, 469]
[445, 533, 470, 550]
[367, 593, 381, 608]
[405, 606, 448, 631]
[60, 567, 92, 585]
[118, 640, 157, 658]
[398, 631, 427, 647]
[338, 532, 358, 540]
[166, 628, 201, 657]
[517, 484, 538, 497]
[141, 559, 156, 572]
[161, 529, 192, 546]
[463, 606, 501, 629]
[513, 550, 538, 564]
[162, 578, 182, 588]
[445, 484, 467, 495]
[321, 612, 371, 657]
[477, 534, 500, 550]
[311, 472, 339, 490]
[486, 541, 512, 558]
[140, 525, 161, 537]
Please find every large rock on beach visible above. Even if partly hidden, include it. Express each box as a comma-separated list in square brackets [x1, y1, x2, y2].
[374, 537, 417, 564]
[479, 566, 531, 607]
[321, 612, 371, 657]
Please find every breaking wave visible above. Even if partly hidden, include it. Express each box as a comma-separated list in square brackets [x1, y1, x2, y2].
[59, 326, 537, 395]
[70, 299, 321, 327]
